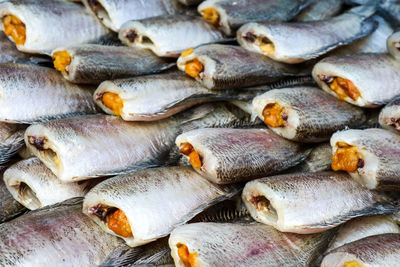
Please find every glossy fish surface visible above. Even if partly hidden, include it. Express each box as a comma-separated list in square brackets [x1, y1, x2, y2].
[295, 0, 343, 22]
[379, 98, 400, 133]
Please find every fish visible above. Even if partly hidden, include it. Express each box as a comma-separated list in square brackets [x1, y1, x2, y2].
[179, 0, 203, 6]
[287, 142, 332, 173]
[197, 0, 313, 36]
[0, 171, 26, 223]
[51, 44, 173, 84]
[82, 0, 193, 32]
[24, 103, 261, 182]
[94, 73, 262, 121]
[331, 128, 400, 190]
[175, 128, 310, 184]
[0, 31, 31, 63]
[321, 233, 400, 267]
[312, 53, 400, 107]
[328, 215, 400, 252]
[0, 63, 98, 124]
[0, 122, 25, 165]
[379, 98, 400, 133]
[295, 0, 343, 22]
[0, 198, 124, 266]
[119, 15, 226, 58]
[387, 30, 400, 60]
[376, 0, 400, 27]
[177, 44, 306, 90]
[242, 172, 399, 234]
[169, 222, 336, 267]
[237, 6, 377, 64]
[4, 158, 97, 210]
[18, 146, 35, 159]
[0, 0, 109, 54]
[252, 86, 367, 142]
[83, 166, 240, 247]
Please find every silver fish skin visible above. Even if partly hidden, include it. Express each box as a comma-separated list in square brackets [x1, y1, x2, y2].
[82, 0, 192, 32]
[252, 86, 366, 142]
[24, 103, 259, 182]
[94, 73, 260, 121]
[177, 44, 305, 90]
[4, 158, 94, 210]
[0, 122, 25, 165]
[387, 30, 400, 59]
[175, 128, 310, 184]
[331, 128, 400, 190]
[295, 0, 343, 22]
[0, 172, 26, 223]
[0, 63, 97, 124]
[0, 198, 123, 266]
[321, 233, 400, 267]
[83, 166, 240, 247]
[312, 53, 400, 107]
[377, 0, 400, 27]
[198, 0, 313, 36]
[237, 6, 377, 64]
[0, 31, 30, 63]
[287, 142, 332, 173]
[119, 15, 225, 58]
[328, 215, 400, 252]
[379, 98, 400, 133]
[52, 44, 173, 84]
[0, 0, 109, 54]
[169, 222, 335, 267]
[242, 172, 398, 234]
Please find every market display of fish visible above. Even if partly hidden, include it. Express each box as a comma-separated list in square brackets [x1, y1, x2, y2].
[0, 171, 26, 223]
[331, 128, 400, 190]
[295, 0, 343, 22]
[242, 172, 399, 234]
[312, 53, 400, 107]
[169, 222, 335, 267]
[0, 0, 109, 54]
[175, 128, 310, 184]
[252, 86, 366, 142]
[379, 98, 400, 133]
[52, 44, 173, 84]
[119, 15, 225, 58]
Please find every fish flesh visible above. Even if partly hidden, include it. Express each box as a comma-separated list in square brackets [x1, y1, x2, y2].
[242, 172, 398, 234]
[24, 103, 260, 182]
[0, 122, 25, 165]
[312, 53, 400, 107]
[321, 233, 400, 267]
[331, 128, 400, 190]
[4, 158, 96, 210]
[252, 86, 366, 142]
[18, 146, 35, 159]
[51, 44, 173, 84]
[175, 128, 310, 184]
[169, 222, 335, 267]
[177, 44, 306, 90]
[237, 6, 377, 63]
[94, 73, 261, 121]
[83, 166, 240, 247]
[0, 171, 26, 223]
[0, 0, 109, 54]
[197, 0, 313, 36]
[0, 198, 124, 266]
[328, 215, 400, 252]
[0, 63, 98, 123]
[119, 15, 225, 58]
[82, 0, 193, 32]
[379, 98, 400, 133]
[287, 142, 332, 173]
[295, 0, 343, 22]
[387, 30, 400, 59]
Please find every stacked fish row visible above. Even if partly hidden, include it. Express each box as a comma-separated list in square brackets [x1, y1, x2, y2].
[0, 0, 400, 266]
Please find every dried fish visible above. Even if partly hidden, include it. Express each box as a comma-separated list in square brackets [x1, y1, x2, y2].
[331, 128, 400, 190]
[52, 44, 173, 84]
[287, 142, 332, 173]
[295, 0, 343, 22]
[321, 234, 400, 267]
[175, 128, 309, 184]
[94, 73, 260, 121]
[379, 98, 400, 133]
[18, 146, 35, 159]
[388, 30, 400, 59]
[252, 86, 366, 142]
[4, 158, 96, 210]
[242, 172, 398, 234]
[0, 198, 123, 266]
[179, 0, 202, 6]
[237, 6, 377, 63]
[177, 44, 305, 90]
[83, 166, 240, 247]
[198, 0, 313, 36]
[312, 53, 400, 107]
[169, 222, 335, 267]
[0, 31, 30, 63]
[0, 63, 97, 123]
[119, 15, 225, 58]
[0, 172, 26, 223]
[0, 122, 25, 165]
[0, 0, 109, 54]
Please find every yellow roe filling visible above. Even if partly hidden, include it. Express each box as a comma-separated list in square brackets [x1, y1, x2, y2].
[332, 142, 361, 172]
[102, 92, 124, 116]
[202, 8, 219, 25]
[262, 103, 286, 128]
[330, 77, 360, 101]
[179, 142, 202, 169]
[107, 209, 132, 238]
[185, 58, 203, 78]
[177, 243, 198, 267]
[52, 51, 71, 72]
[3, 15, 26, 45]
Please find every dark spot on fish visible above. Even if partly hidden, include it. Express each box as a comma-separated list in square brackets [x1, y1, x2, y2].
[282, 113, 288, 121]
[88, 0, 99, 12]
[96, 92, 104, 101]
[27, 136, 46, 151]
[125, 30, 138, 43]
[357, 158, 364, 169]
[250, 248, 261, 256]
[250, 195, 270, 211]
[243, 32, 257, 43]
[318, 74, 334, 85]
[89, 204, 116, 222]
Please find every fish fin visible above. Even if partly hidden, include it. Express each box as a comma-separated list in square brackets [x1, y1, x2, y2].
[90, 162, 161, 178]
[0, 130, 25, 165]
